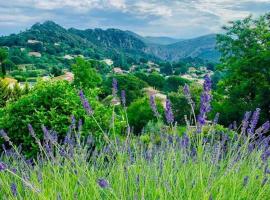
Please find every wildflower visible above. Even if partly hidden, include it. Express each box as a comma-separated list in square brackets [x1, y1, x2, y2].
[79, 90, 93, 116]
[121, 90, 126, 106]
[97, 178, 109, 188]
[213, 113, 220, 125]
[150, 95, 159, 118]
[78, 119, 83, 132]
[112, 78, 118, 97]
[71, 115, 76, 130]
[262, 121, 270, 134]
[180, 134, 189, 148]
[28, 124, 36, 138]
[248, 108, 261, 135]
[165, 99, 174, 124]
[241, 111, 252, 133]
[197, 75, 212, 127]
[261, 149, 270, 163]
[183, 84, 194, 106]
[10, 183, 17, 196]
[0, 129, 10, 142]
[0, 162, 7, 171]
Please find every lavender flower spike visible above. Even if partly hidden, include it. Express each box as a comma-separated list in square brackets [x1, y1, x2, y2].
[10, 183, 17, 196]
[79, 90, 93, 116]
[112, 78, 118, 97]
[0, 129, 10, 142]
[28, 124, 36, 138]
[97, 178, 109, 188]
[0, 162, 7, 171]
[248, 108, 261, 135]
[165, 99, 174, 124]
[197, 75, 212, 127]
[150, 95, 159, 118]
[121, 90, 126, 106]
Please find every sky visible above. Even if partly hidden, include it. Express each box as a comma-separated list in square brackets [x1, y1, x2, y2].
[0, 0, 269, 38]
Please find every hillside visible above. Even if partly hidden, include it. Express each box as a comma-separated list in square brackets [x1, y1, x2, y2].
[145, 34, 220, 62]
[0, 21, 220, 65]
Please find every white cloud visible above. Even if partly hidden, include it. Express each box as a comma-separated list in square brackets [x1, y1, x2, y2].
[0, 0, 269, 37]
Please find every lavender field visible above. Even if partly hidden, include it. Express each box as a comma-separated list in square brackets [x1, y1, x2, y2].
[1, 75, 270, 199]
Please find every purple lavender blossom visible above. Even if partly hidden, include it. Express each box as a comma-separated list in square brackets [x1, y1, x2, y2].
[121, 90, 126, 106]
[183, 84, 195, 107]
[213, 113, 220, 125]
[0, 162, 7, 171]
[71, 115, 76, 129]
[262, 121, 270, 134]
[79, 90, 93, 116]
[241, 111, 252, 133]
[0, 130, 10, 142]
[97, 178, 109, 188]
[248, 108, 261, 135]
[78, 119, 83, 132]
[197, 75, 212, 127]
[112, 78, 118, 97]
[10, 183, 17, 196]
[28, 124, 36, 138]
[150, 95, 159, 118]
[165, 99, 174, 124]
[203, 74, 212, 92]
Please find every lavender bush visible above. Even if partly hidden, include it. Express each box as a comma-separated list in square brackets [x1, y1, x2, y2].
[0, 76, 270, 199]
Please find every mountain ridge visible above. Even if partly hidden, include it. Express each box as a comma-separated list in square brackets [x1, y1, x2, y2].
[0, 20, 220, 63]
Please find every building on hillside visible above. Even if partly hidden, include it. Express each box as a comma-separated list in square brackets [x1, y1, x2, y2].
[27, 39, 42, 44]
[28, 52, 41, 57]
[53, 72, 74, 83]
[102, 59, 114, 66]
[63, 55, 74, 60]
[113, 67, 123, 74]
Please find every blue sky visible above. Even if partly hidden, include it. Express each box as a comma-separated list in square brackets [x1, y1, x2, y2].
[0, 0, 269, 38]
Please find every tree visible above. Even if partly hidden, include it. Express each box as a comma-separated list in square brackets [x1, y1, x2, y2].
[213, 13, 270, 124]
[0, 48, 8, 76]
[146, 72, 165, 90]
[72, 58, 102, 89]
[2, 60, 16, 72]
[103, 74, 148, 105]
[164, 76, 190, 92]
[168, 83, 202, 125]
[127, 97, 163, 134]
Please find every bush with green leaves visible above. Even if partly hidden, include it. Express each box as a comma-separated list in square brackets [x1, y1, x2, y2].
[103, 74, 148, 105]
[127, 97, 163, 134]
[0, 80, 119, 157]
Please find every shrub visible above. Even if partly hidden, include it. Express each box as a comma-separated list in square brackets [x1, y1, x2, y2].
[0, 80, 114, 157]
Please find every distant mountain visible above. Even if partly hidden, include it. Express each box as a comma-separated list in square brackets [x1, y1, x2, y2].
[0, 21, 220, 64]
[143, 36, 183, 45]
[145, 34, 220, 62]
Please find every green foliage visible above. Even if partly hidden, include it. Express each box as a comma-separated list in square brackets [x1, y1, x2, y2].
[214, 13, 270, 124]
[103, 74, 148, 105]
[0, 48, 8, 62]
[0, 48, 8, 76]
[145, 72, 165, 90]
[0, 80, 113, 156]
[164, 76, 190, 92]
[168, 83, 202, 124]
[127, 97, 163, 134]
[72, 58, 102, 89]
